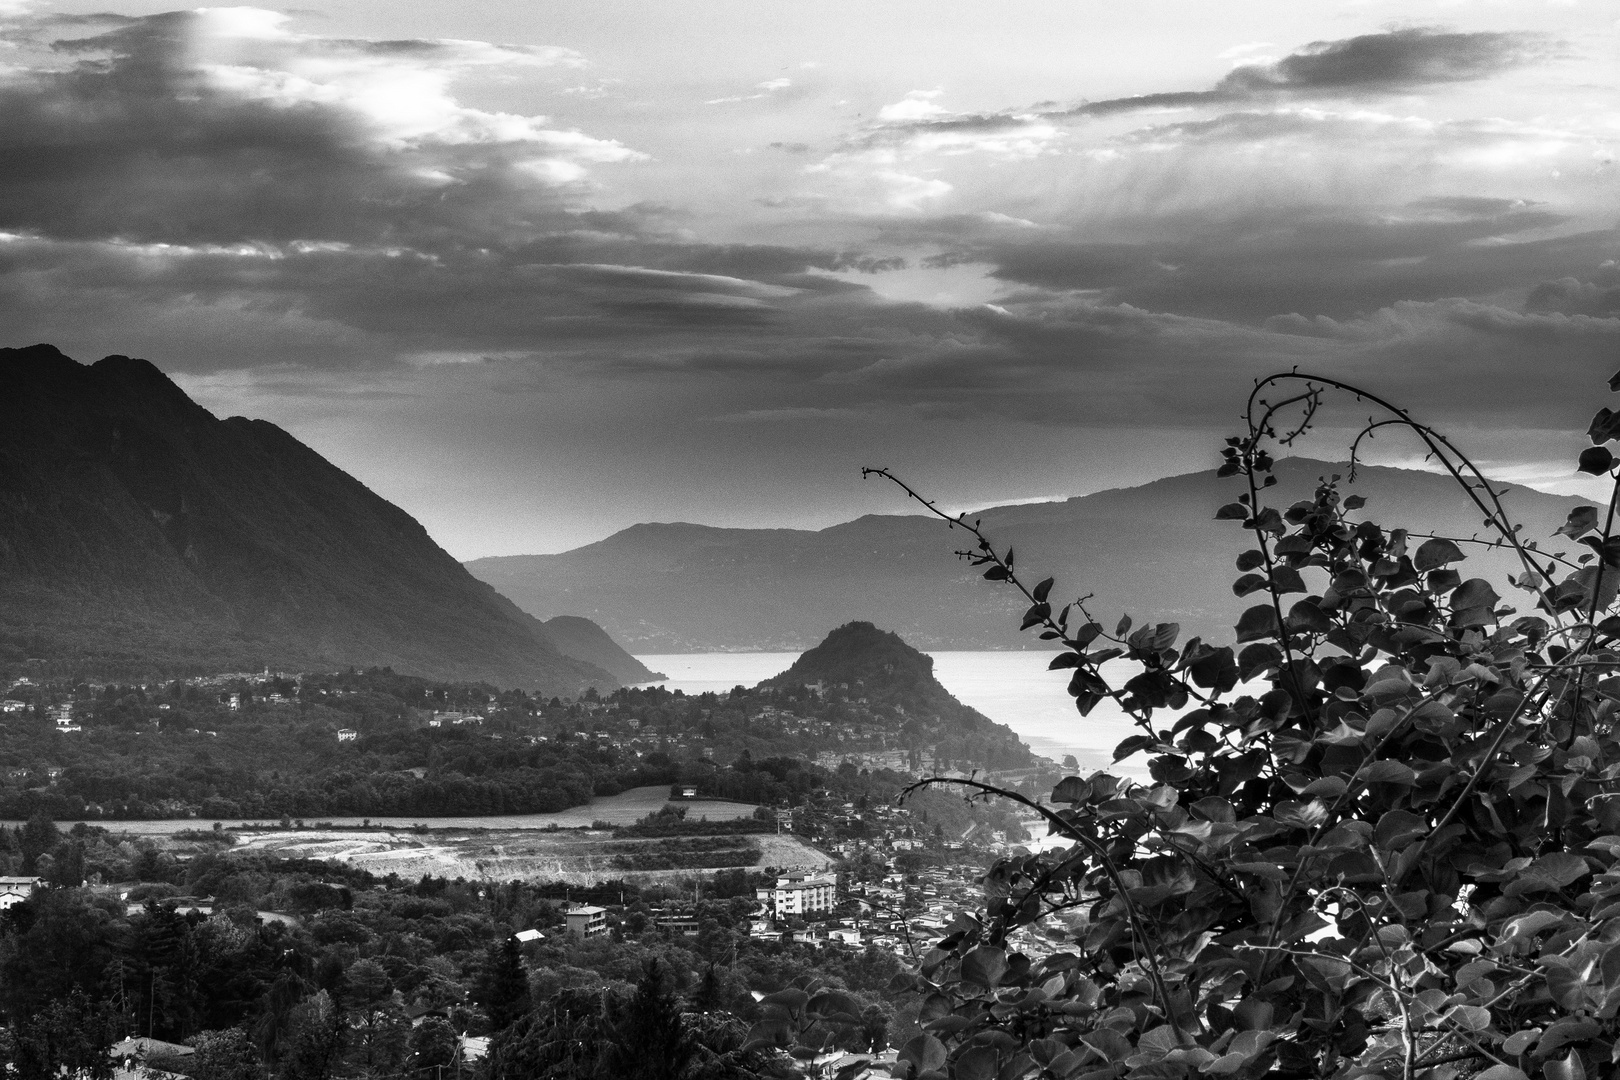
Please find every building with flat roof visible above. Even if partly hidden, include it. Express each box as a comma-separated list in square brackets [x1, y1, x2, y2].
[564, 906, 607, 938]
[770, 873, 837, 917]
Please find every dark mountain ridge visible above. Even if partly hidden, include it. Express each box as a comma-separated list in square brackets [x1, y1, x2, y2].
[469, 457, 1592, 651]
[542, 616, 664, 684]
[0, 344, 618, 692]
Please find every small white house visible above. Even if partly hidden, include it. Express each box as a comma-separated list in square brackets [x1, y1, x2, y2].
[0, 876, 41, 911]
[336, 728, 358, 742]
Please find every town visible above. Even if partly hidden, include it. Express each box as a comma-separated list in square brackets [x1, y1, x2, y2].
[0, 652, 1069, 1079]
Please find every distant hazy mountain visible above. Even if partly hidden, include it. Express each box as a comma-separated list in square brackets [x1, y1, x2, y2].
[760, 621, 1030, 769]
[542, 616, 664, 684]
[0, 344, 619, 692]
[467, 457, 1591, 651]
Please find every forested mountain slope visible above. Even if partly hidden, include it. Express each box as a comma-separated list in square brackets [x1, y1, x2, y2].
[0, 344, 615, 693]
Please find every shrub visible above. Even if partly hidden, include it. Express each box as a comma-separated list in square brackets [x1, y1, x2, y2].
[866, 373, 1620, 1080]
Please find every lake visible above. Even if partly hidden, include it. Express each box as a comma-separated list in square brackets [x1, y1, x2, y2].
[635, 651, 1146, 771]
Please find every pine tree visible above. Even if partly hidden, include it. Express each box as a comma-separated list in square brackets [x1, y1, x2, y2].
[607, 961, 692, 1080]
[474, 937, 528, 1031]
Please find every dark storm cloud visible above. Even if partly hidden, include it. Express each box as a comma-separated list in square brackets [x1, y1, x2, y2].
[862, 28, 1549, 143]
[0, 9, 882, 363]
[908, 202, 1617, 325]
[807, 294, 1620, 432]
[0, 6, 1609, 456]
[1216, 28, 1542, 93]
[1526, 266, 1620, 317]
[0, 11, 605, 246]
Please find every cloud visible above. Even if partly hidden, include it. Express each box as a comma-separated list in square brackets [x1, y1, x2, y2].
[0, 4, 1611, 504]
[1524, 264, 1620, 317]
[878, 89, 948, 122]
[1216, 28, 1545, 94]
[0, 8, 637, 246]
[860, 28, 1552, 144]
[704, 75, 794, 104]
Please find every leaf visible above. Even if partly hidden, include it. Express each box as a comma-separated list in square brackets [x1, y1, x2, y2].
[1051, 776, 1091, 804]
[1077, 1029, 1131, 1063]
[959, 945, 1007, 988]
[1020, 602, 1051, 630]
[1032, 577, 1054, 602]
[1557, 506, 1601, 540]
[899, 1034, 947, 1073]
[1501, 1030, 1541, 1055]
[1237, 642, 1281, 680]
[1502, 851, 1590, 897]
[1495, 909, 1568, 945]
[1414, 538, 1465, 571]
[1270, 566, 1307, 594]
[1375, 809, 1428, 851]
[1234, 604, 1281, 643]
[1358, 760, 1417, 786]
[1344, 494, 1366, 510]
[1287, 600, 1333, 633]
[1451, 578, 1501, 610]
[1579, 446, 1615, 475]
[742, 1019, 793, 1050]
[1116, 614, 1132, 636]
[954, 1046, 998, 1080]
[1048, 652, 1081, 670]
[1186, 645, 1238, 692]
[983, 565, 1009, 581]
[1232, 574, 1268, 597]
[1591, 407, 1620, 444]
[1544, 1055, 1588, 1080]
[1215, 502, 1248, 520]
[1473, 1068, 1530, 1080]
[1537, 1017, 1599, 1058]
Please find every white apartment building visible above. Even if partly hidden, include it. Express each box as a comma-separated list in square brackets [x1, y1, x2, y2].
[769, 873, 837, 917]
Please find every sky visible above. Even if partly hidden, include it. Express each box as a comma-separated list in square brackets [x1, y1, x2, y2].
[1, 1, 1616, 558]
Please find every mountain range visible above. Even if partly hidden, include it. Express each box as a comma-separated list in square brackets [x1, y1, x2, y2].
[467, 457, 1592, 651]
[0, 344, 641, 692]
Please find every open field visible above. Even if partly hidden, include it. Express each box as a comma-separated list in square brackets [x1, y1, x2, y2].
[10, 785, 758, 835]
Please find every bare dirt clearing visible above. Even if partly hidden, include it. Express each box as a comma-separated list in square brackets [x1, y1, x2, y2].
[226, 826, 833, 885]
[43, 785, 757, 835]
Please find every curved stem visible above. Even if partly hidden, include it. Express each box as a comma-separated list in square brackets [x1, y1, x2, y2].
[898, 776, 1195, 1039]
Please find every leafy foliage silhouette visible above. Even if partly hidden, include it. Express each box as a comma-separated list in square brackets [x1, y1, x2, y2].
[863, 373, 1620, 1080]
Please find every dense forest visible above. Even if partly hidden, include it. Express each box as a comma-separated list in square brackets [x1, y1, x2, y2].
[0, 658, 1036, 821]
[0, 830, 916, 1080]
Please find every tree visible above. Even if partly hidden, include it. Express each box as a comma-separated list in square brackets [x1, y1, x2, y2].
[407, 1017, 457, 1077]
[279, 991, 345, 1080]
[604, 961, 694, 1080]
[17, 812, 59, 873]
[342, 958, 407, 1074]
[0, 989, 119, 1080]
[187, 1028, 263, 1080]
[473, 936, 529, 1031]
[864, 371, 1620, 1080]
